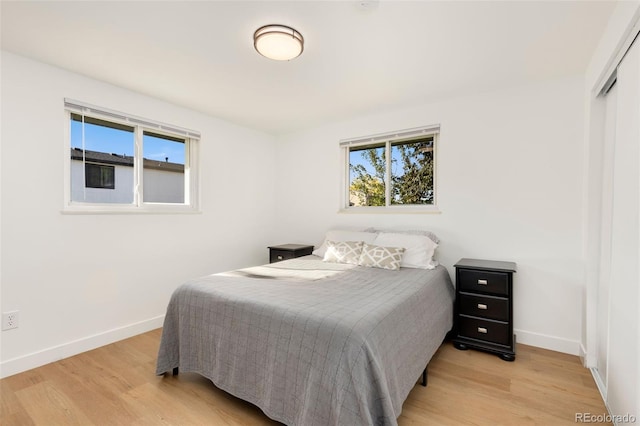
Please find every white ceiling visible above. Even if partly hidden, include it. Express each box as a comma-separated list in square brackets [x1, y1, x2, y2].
[1, 1, 616, 135]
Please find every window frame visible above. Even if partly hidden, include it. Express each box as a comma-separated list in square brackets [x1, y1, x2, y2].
[340, 125, 440, 214]
[63, 100, 200, 214]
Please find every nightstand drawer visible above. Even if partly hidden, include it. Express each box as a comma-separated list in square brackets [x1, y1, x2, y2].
[268, 244, 314, 263]
[458, 316, 510, 346]
[458, 269, 509, 296]
[459, 293, 509, 321]
[270, 250, 296, 263]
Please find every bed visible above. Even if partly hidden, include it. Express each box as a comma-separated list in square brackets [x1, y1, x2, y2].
[156, 253, 454, 426]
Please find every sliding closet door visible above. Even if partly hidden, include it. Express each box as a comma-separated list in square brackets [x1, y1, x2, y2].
[595, 82, 617, 388]
[607, 38, 639, 418]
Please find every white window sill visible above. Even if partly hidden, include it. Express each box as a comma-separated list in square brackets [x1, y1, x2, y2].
[62, 203, 201, 215]
[339, 205, 441, 214]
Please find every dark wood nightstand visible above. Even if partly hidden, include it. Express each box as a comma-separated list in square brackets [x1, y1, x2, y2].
[268, 244, 314, 263]
[452, 258, 517, 361]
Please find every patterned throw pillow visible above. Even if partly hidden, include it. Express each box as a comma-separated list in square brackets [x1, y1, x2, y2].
[323, 240, 364, 265]
[358, 243, 405, 270]
[373, 232, 437, 269]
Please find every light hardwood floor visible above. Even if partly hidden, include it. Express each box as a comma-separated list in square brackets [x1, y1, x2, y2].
[1, 329, 611, 425]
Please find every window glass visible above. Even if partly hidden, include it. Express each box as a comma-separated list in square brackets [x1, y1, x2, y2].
[70, 114, 134, 203]
[390, 137, 434, 205]
[142, 131, 185, 204]
[349, 144, 386, 206]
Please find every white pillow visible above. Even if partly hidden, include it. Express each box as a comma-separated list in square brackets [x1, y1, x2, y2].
[313, 230, 377, 258]
[364, 227, 440, 244]
[372, 232, 438, 269]
[323, 240, 364, 265]
[359, 243, 405, 270]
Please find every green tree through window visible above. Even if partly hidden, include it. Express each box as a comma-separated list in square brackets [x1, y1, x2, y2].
[391, 138, 434, 205]
[349, 145, 386, 206]
[348, 136, 435, 207]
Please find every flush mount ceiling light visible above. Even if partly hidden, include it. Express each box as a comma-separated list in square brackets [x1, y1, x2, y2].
[254, 24, 304, 61]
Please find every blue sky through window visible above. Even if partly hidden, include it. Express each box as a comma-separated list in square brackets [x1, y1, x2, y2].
[143, 133, 185, 165]
[70, 119, 185, 165]
[349, 139, 433, 182]
[349, 145, 385, 184]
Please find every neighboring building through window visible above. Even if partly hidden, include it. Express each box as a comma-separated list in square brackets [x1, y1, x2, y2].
[65, 99, 200, 213]
[341, 125, 439, 211]
[142, 131, 185, 204]
[85, 163, 115, 189]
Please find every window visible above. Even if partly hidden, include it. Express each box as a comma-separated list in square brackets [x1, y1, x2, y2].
[64, 99, 200, 213]
[85, 163, 115, 189]
[341, 125, 439, 212]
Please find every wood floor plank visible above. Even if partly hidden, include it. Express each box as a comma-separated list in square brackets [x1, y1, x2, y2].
[153, 374, 278, 425]
[121, 382, 215, 426]
[13, 380, 96, 426]
[0, 379, 35, 426]
[0, 329, 611, 425]
[42, 358, 143, 425]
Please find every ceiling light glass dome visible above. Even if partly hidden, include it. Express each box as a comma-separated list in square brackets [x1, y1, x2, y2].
[254, 25, 304, 61]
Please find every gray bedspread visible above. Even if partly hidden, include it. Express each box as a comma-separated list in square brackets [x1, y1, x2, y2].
[156, 256, 454, 426]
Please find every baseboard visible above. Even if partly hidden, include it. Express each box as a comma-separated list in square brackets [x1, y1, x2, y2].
[579, 342, 599, 368]
[0, 315, 165, 379]
[579, 343, 586, 362]
[514, 328, 581, 355]
[590, 367, 608, 403]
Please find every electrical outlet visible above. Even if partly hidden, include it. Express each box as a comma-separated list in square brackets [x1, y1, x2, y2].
[2, 311, 19, 330]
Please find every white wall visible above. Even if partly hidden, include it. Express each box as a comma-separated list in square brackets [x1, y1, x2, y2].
[0, 51, 278, 377]
[274, 76, 586, 355]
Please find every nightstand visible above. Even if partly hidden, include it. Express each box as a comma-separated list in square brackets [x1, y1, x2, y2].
[268, 244, 314, 263]
[452, 258, 517, 361]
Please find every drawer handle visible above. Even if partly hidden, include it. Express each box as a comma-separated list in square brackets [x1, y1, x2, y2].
[277, 255, 283, 260]
[477, 327, 488, 334]
[477, 303, 488, 310]
[477, 279, 488, 285]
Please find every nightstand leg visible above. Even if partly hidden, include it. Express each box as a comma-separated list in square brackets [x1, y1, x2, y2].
[453, 342, 468, 351]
